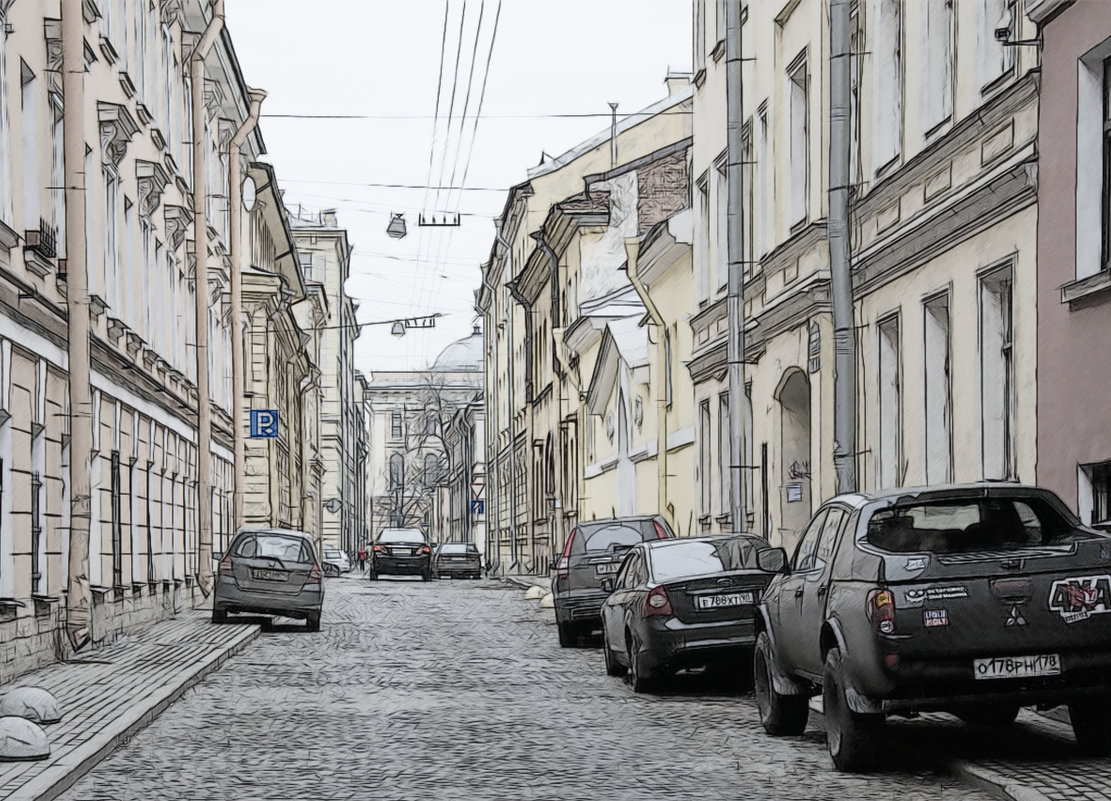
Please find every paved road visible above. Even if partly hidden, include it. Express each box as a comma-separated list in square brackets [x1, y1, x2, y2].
[61, 576, 991, 801]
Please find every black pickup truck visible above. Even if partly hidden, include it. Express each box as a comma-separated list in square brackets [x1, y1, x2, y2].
[754, 483, 1111, 771]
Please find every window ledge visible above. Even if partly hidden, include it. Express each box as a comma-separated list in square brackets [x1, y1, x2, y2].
[712, 39, 726, 62]
[693, 68, 707, 89]
[1061, 270, 1111, 307]
[0, 219, 18, 250]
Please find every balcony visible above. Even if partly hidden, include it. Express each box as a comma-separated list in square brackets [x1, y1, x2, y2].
[23, 221, 57, 277]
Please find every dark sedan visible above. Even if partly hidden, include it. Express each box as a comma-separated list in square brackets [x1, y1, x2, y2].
[600, 534, 786, 692]
[212, 528, 324, 630]
[552, 515, 675, 647]
[432, 542, 482, 579]
[370, 528, 432, 581]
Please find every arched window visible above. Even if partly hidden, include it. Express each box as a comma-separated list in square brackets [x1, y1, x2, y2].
[389, 452, 404, 490]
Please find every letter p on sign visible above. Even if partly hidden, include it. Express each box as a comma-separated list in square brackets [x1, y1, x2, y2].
[250, 410, 279, 438]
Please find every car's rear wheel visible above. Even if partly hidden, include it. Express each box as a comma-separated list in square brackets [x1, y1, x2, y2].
[305, 612, 321, 632]
[324, 563, 339, 578]
[955, 704, 1020, 727]
[823, 647, 882, 772]
[1070, 696, 1111, 755]
[626, 634, 655, 694]
[602, 626, 625, 677]
[211, 607, 227, 624]
[753, 632, 809, 735]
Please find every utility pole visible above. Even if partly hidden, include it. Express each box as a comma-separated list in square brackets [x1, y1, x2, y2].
[609, 103, 619, 168]
[725, 0, 747, 531]
[190, 0, 225, 595]
[830, 0, 857, 494]
[63, 0, 91, 650]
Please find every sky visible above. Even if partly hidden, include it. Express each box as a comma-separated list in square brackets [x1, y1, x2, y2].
[225, 0, 692, 374]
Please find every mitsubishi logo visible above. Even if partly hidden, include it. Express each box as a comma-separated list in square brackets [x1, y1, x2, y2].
[1006, 604, 1027, 627]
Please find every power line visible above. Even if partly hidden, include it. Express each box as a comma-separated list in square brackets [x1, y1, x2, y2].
[261, 110, 693, 120]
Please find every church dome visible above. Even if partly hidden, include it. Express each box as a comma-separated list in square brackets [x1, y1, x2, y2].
[432, 325, 484, 372]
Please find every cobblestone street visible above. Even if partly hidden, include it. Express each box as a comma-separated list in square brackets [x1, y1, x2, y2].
[58, 577, 994, 801]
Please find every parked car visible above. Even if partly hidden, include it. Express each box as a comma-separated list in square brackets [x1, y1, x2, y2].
[322, 546, 352, 576]
[213, 528, 323, 630]
[600, 534, 786, 692]
[754, 483, 1111, 772]
[432, 542, 482, 579]
[370, 528, 432, 581]
[552, 515, 675, 647]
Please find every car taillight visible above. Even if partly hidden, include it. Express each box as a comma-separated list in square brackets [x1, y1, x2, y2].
[373, 545, 382, 552]
[218, 552, 233, 576]
[309, 563, 323, 581]
[653, 521, 668, 539]
[421, 546, 431, 554]
[867, 588, 896, 634]
[555, 556, 569, 579]
[644, 585, 673, 618]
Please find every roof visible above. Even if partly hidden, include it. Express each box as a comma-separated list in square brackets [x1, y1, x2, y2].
[432, 326, 484, 373]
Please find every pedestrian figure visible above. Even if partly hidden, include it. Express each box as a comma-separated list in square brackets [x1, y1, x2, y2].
[357, 546, 367, 573]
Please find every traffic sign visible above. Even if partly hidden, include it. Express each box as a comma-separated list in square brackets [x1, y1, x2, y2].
[470, 482, 485, 500]
[250, 410, 279, 438]
[470, 499, 484, 515]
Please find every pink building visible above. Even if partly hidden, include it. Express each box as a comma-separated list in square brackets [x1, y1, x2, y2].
[1033, 0, 1111, 524]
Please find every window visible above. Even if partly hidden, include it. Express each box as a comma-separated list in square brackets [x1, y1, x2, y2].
[871, 0, 902, 172]
[1104, 57, 1111, 272]
[389, 452, 404, 489]
[299, 252, 313, 281]
[742, 121, 753, 277]
[793, 509, 829, 572]
[878, 315, 902, 489]
[697, 177, 711, 303]
[978, 0, 1017, 90]
[664, 330, 674, 408]
[980, 267, 1014, 480]
[714, 160, 727, 291]
[756, 106, 769, 257]
[423, 453, 439, 486]
[390, 411, 403, 439]
[700, 399, 711, 514]
[235, 533, 313, 563]
[815, 507, 846, 571]
[695, 0, 707, 73]
[1091, 461, 1111, 525]
[0, 12, 12, 225]
[923, 293, 952, 484]
[788, 53, 808, 228]
[718, 392, 730, 516]
[20, 62, 37, 231]
[922, 0, 954, 133]
[649, 535, 774, 583]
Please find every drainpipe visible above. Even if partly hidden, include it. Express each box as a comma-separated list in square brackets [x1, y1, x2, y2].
[63, 0, 91, 650]
[531, 230, 565, 566]
[229, 88, 266, 534]
[494, 220, 519, 571]
[475, 265, 498, 572]
[624, 238, 672, 530]
[191, 0, 225, 596]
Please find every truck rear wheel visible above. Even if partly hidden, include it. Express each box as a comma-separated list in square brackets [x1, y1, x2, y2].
[823, 647, 883, 772]
[1070, 697, 1111, 755]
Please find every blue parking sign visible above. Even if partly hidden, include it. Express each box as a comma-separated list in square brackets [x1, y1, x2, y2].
[250, 410, 279, 438]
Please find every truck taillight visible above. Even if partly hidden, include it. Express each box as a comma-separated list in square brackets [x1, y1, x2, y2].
[867, 588, 896, 634]
[644, 585, 673, 618]
[555, 557, 569, 579]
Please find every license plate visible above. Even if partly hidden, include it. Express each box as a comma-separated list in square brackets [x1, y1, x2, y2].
[973, 654, 1062, 680]
[251, 568, 287, 582]
[696, 591, 754, 609]
[595, 563, 619, 575]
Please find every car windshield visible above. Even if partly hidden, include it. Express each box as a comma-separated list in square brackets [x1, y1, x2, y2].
[866, 497, 1087, 554]
[649, 537, 768, 583]
[440, 544, 474, 555]
[235, 534, 313, 564]
[575, 520, 663, 554]
[379, 529, 425, 544]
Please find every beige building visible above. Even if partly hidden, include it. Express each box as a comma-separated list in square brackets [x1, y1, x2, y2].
[291, 210, 364, 555]
[688, 0, 1040, 553]
[478, 78, 693, 573]
[364, 330, 484, 543]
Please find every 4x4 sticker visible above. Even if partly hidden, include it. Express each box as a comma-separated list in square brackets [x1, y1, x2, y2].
[903, 586, 969, 607]
[1049, 575, 1111, 624]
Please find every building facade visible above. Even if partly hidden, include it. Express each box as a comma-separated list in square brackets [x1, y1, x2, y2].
[1031, 0, 1111, 526]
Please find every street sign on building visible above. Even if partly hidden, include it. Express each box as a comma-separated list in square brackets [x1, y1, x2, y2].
[470, 482, 485, 500]
[470, 499, 484, 515]
[250, 410, 279, 438]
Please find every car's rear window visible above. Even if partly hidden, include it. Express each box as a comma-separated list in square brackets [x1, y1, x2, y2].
[440, 544, 476, 555]
[649, 536, 769, 582]
[324, 548, 341, 557]
[235, 534, 313, 563]
[379, 529, 424, 544]
[866, 498, 1082, 554]
[574, 520, 666, 554]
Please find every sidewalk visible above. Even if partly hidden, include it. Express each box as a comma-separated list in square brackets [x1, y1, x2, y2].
[500, 574, 551, 593]
[0, 611, 258, 801]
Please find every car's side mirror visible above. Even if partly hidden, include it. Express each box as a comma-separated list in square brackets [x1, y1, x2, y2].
[758, 547, 790, 574]
[600, 576, 615, 592]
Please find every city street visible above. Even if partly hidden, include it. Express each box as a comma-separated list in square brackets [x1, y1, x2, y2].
[59, 577, 989, 801]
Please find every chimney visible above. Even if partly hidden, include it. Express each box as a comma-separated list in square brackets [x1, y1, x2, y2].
[322, 208, 337, 227]
[665, 71, 692, 96]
